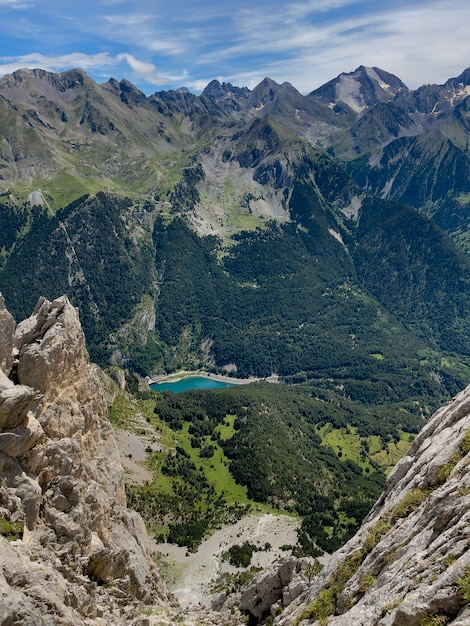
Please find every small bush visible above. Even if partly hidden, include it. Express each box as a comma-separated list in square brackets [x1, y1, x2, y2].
[364, 515, 392, 553]
[295, 550, 363, 625]
[391, 488, 429, 521]
[380, 599, 402, 617]
[223, 541, 257, 568]
[359, 574, 376, 593]
[332, 550, 363, 592]
[456, 567, 470, 602]
[301, 559, 324, 584]
[460, 428, 470, 455]
[436, 453, 462, 485]
[296, 588, 335, 626]
[0, 518, 24, 541]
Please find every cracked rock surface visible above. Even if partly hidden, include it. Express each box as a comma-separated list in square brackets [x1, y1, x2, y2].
[0, 295, 173, 624]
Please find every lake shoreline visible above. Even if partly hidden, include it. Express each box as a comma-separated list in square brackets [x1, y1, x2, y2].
[148, 370, 265, 386]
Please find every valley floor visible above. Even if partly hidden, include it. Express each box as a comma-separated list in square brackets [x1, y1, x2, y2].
[154, 513, 301, 608]
[113, 399, 300, 612]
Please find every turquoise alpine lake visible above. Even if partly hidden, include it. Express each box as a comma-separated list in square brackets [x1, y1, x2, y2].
[150, 376, 237, 393]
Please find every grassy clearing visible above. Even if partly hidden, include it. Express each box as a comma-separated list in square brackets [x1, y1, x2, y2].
[319, 424, 413, 474]
[110, 390, 275, 514]
[371, 432, 412, 470]
[167, 421, 274, 512]
[319, 424, 365, 467]
[216, 415, 237, 441]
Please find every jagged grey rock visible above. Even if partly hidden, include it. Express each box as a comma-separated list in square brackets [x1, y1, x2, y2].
[234, 557, 307, 620]
[0, 292, 15, 374]
[275, 385, 470, 625]
[0, 295, 173, 624]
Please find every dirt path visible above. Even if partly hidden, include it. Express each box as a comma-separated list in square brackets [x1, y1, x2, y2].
[154, 513, 301, 607]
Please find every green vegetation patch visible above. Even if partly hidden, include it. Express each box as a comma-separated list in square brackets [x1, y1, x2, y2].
[116, 380, 407, 555]
[0, 518, 24, 541]
[456, 567, 470, 603]
[211, 567, 262, 595]
[390, 488, 430, 521]
[295, 550, 363, 625]
[222, 541, 258, 568]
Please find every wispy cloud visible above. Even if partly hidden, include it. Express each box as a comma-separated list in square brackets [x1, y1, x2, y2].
[0, 0, 35, 6]
[0, 52, 115, 76]
[116, 53, 187, 85]
[0, 51, 188, 88]
[0, 0, 468, 93]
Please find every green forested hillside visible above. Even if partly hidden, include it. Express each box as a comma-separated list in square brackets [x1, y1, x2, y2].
[154, 210, 466, 403]
[122, 376, 434, 554]
[1, 187, 468, 404]
[353, 197, 470, 355]
[0, 192, 156, 363]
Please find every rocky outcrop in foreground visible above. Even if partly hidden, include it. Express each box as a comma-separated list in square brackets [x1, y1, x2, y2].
[270, 383, 470, 625]
[0, 294, 173, 624]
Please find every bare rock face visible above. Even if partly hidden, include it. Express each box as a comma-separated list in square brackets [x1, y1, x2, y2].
[0, 294, 172, 624]
[275, 385, 470, 626]
[0, 293, 15, 374]
[239, 557, 306, 620]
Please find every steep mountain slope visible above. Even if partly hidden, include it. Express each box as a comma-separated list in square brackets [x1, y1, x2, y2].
[0, 68, 187, 205]
[0, 192, 157, 364]
[309, 66, 408, 113]
[341, 69, 470, 252]
[1, 67, 470, 398]
[271, 381, 470, 626]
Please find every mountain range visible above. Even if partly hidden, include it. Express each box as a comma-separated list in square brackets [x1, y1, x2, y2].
[1, 64, 470, 624]
[1, 65, 469, 407]
[1, 64, 469, 239]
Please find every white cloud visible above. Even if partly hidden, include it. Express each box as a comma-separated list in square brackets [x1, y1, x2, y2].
[0, 0, 34, 6]
[0, 52, 115, 76]
[203, 0, 470, 91]
[0, 0, 468, 93]
[117, 53, 160, 83]
[0, 51, 188, 89]
[116, 53, 187, 86]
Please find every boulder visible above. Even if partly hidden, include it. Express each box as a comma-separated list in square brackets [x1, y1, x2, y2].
[239, 557, 301, 620]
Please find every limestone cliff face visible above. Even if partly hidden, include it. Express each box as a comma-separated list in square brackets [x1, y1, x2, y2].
[0, 295, 171, 625]
[274, 384, 470, 626]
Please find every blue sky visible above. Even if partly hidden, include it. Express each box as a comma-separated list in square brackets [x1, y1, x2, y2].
[0, 0, 469, 94]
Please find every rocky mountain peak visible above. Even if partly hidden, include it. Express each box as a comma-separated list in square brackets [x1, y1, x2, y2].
[0, 294, 172, 624]
[310, 65, 408, 112]
[251, 77, 282, 102]
[0, 67, 93, 104]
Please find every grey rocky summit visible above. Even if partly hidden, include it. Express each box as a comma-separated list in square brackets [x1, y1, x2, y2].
[0, 294, 172, 624]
